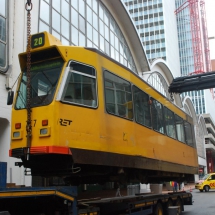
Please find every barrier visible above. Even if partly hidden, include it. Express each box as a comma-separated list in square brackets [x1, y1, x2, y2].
[127, 184, 140, 195]
[150, 184, 163, 194]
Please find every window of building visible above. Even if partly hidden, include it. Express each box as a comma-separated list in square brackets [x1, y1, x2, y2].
[0, 0, 7, 73]
[104, 70, 133, 119]
[39, 0, 137, 74]
[62, 61, 97, 108]
[133, 85, 151, 128]
[147, 72, 171, 100]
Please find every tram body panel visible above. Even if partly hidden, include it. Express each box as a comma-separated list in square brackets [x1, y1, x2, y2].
[9, 32, 198, 180]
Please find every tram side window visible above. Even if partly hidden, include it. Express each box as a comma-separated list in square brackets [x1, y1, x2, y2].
[175, 114, 185, 143]
[151, 99, 164, 133]
[133, 86, 151, 127]
[164, 107, 176, 139]
[62, 62, 97, 107]
[104, 71, 133, 119]
[184, 121, 194, 146]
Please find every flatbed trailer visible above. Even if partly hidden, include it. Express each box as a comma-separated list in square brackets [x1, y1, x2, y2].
[0, 186, 193, 215]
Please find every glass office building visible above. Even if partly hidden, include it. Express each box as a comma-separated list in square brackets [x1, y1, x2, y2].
[175, 0, 205, 114]
[122, 0, 181, 77]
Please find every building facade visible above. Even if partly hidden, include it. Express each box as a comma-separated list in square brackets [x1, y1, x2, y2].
[175, 0, 209, 116]
[175, 0, 215, 177]
[203, 113, 215, 174]
[175, 0, 215, 128]
[122, 0, 181, 77]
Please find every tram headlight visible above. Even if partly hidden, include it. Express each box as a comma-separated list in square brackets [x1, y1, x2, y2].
[40, 128, 48, 135]
[12, 130, 23, 139]
[39, 127, 51, 137]
[13, 132, 20, 138]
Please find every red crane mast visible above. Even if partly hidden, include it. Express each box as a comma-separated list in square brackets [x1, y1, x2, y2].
[175, 0, 205, 75]
[200, 0, 211, 72]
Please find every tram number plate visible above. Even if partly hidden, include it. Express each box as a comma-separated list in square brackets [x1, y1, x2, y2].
[31, 33, 45, 49]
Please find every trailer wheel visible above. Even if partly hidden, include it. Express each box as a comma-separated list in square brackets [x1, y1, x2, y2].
[204, 185, 209, 192]
[153, 202, 163, 215]
[175, 198, 183, 214]
[165, 199, 173, 215]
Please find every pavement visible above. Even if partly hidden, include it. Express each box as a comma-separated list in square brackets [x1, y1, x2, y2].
[162, 183, 195, 193]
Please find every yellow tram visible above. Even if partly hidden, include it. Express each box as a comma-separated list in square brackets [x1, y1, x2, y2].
[9, 32, 198, 184]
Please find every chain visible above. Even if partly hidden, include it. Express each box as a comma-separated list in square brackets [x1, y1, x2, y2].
[170, 92, 174, 102]
[25, 1, 32, 151]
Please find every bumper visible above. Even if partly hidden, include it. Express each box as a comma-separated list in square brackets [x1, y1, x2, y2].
[195, 185, 203, 190]
[9, 146, 72, 158]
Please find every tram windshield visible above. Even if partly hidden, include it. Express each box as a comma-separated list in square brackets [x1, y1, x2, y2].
[15, 59, 64, 109]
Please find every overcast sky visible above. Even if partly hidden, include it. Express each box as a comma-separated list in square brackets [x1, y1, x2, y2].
[205, 0, 215, 59]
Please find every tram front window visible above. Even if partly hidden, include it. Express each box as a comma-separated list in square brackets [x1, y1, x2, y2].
[62, 61, 97, 108]
[15, 59, 64, 109]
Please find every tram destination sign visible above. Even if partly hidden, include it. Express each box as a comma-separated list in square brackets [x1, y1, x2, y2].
[31, 33, 45, 49]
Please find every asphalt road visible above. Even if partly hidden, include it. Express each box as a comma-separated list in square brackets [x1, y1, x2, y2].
[183, 189, 215, 215]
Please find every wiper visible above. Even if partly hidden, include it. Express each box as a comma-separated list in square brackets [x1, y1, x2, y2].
[21, 79, 27, 85]
[41, 70, 59, 89]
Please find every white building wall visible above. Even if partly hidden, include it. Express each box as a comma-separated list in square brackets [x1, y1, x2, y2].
[0, 0, 42, 186]
[163, 0, 181, 78]
[204, 89, 215, 122]
[198, 157, 207, 174]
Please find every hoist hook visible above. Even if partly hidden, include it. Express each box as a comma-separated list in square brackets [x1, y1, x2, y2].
[27, 0, 31, 6]
[25, 0, 33, 11]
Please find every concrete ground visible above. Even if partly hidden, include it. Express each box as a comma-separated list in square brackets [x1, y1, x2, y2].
[162, 183, 195, 193]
